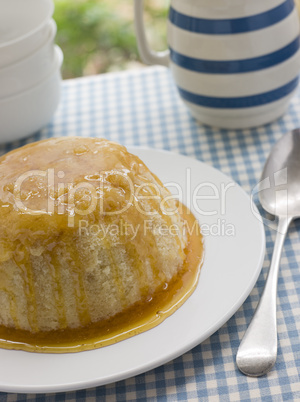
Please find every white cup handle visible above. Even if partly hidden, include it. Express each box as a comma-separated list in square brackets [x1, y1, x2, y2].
[134, 0, 169, 67]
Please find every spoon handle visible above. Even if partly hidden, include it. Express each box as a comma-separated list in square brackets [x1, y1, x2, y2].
[236, 216, 291, 377]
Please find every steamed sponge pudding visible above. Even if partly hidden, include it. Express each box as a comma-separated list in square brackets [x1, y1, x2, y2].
[0, 137, 198, 348]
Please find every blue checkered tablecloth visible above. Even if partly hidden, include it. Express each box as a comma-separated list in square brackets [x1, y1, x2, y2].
[0, 66, 299, 401]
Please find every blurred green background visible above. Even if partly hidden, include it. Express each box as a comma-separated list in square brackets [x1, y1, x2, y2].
[53, 0, 168, 79]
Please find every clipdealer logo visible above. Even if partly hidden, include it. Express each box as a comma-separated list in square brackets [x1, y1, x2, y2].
[12, 167, 237, 237]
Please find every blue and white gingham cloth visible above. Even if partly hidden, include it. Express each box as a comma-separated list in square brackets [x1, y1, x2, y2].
[0, 66, 299, 401]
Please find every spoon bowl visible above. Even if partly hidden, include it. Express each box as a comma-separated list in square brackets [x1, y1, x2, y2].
[259, 129, 300, 218]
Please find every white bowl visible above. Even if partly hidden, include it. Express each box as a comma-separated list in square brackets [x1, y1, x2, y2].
[0, 0, 54, 68]
[0, 45, 63, 143]
[0, 19, 57, 99]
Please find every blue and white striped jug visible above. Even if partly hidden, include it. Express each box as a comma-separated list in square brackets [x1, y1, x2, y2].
[134, 0, 300, 129]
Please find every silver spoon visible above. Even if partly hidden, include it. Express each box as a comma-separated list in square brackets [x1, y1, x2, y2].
[236, 128, 300, 377]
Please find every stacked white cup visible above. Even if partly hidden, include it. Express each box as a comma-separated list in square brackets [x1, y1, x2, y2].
[0, 0, 63, 143]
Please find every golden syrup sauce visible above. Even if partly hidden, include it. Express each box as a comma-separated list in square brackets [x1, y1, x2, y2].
[0, 204, 204, 353]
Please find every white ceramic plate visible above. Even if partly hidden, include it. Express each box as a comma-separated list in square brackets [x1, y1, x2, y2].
[0, 147, 265, 394]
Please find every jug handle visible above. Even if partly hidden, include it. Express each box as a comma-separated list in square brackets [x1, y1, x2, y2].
[134, 0, 169, 67]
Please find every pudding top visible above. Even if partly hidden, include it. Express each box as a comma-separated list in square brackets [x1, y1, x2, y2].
[0, 137, 177, 262]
